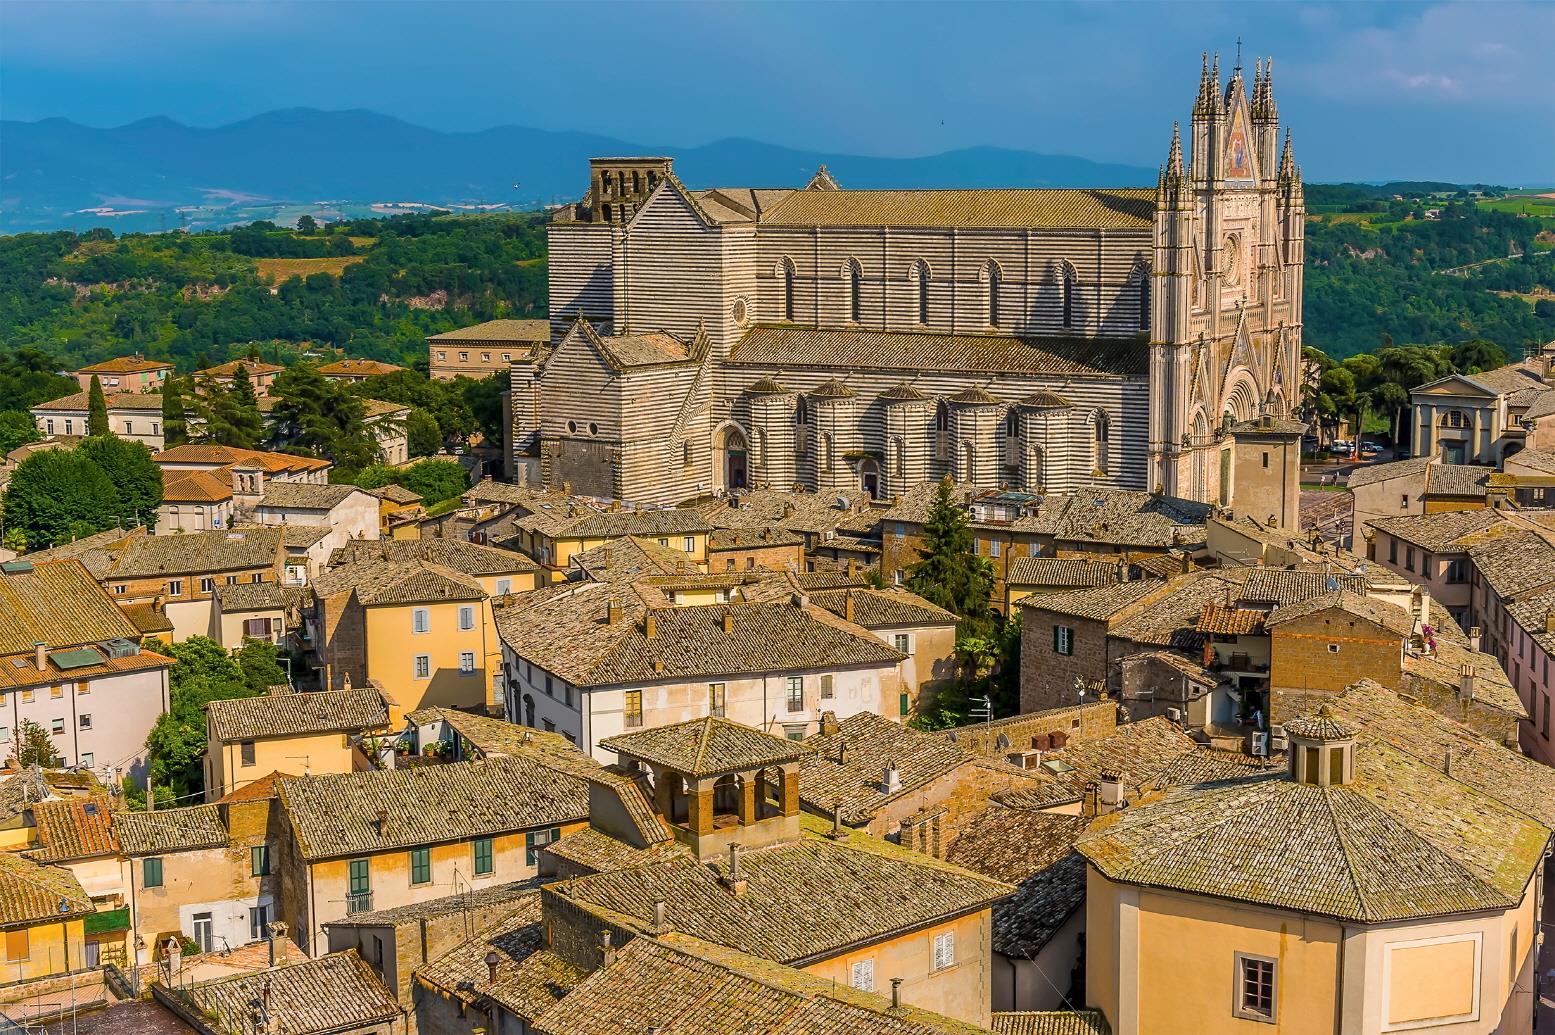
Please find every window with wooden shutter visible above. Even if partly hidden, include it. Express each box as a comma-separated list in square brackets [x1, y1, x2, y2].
[5, 929, 28, 962]
[850, 958, 874, 992]
[932, 931, 955, 970]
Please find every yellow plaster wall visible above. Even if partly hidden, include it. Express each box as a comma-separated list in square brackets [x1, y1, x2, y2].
[364, 600, 492, 713]
[209, 729, 361, 801]
[1387, 939, 1477, 1025]
[0, 918, 86, 983]
[800, 911, 992, 1028]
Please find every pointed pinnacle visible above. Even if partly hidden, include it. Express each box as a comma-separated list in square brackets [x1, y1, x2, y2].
[1168, 122, 1185, 179]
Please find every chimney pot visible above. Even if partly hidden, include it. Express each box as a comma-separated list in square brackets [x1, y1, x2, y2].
[34, 642, 46, 671]
[890, 977, 903, 1011]
[1458, 664, 1476, 702]
[375, 808, 388, 836]
[728, 843, 742, 881]
[598, 929, 616, 967]
[484, 949, 500, 984]
[607, 600, 621, 625]
[650, 899, 669, 934]
[844, 592, 856, 624]
[1098, 770, 1125, 813]
[1469, 626, 1483, 651]
[883, 761, 902, 794]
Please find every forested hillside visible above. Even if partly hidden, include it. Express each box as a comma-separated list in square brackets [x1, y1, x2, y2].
[0, 212, 548, 374]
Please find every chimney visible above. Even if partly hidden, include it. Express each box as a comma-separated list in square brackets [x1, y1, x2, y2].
[1469, 626, 1483, 651]
[819, 710, 839, 737]
[648, 899, 670, 935]
[828, 803, 847, 840]
[847, 558, 858, 579]
[341, 672, 352, 692]
[1444, 746, 1454, 779]
[890, 977, 904, 1011]
[724, 844, 748, 896]
[1416, 587, 1431, 630]
[599, 929, 616, 967]
[784, 502, 796, 518]
[722, 610, 734, 634]
[484, 949, 500, 984]
[644, 613, 657, 638]
[844, 592, 856, 624]
[1097, 770, 1125, 813]
[375, 808, 389, 837]
[34, 642, 46, 671]
[607, 601, 621, 625]
[1546, 610, 1555, 636]
[792, 591, 809, 609]
[882, 761, 902, 794]
[1458, 664, 1476, 703]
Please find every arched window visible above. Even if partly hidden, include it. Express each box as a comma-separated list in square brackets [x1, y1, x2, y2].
[1441, 409, 1470, 429]
[1062, 266, 1076, 330]
[848, 260, 863, 323]
[987, 262, 1001, 328]
[782, 258, 797, 322]
[914, 260, 930, 325]
[1137, 270, 1151, 332]
[1027, 446, 1045, 492]
[892, 436, 906, 478]
[934, 400, 950, 462]
[1093, 412, 1110, 475]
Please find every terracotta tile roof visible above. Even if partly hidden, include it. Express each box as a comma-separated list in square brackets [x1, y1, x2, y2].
[549, 814, 1008, 967]
[312, 558, 487, 606]
[1368, 509, 1507, 552]
[1017, 578, 1162, 621]
[758, 187, 1154, 230]
[428, 319, 551, 344]
[528, 933, 996, 1035]
[1125, 649, 1216, 685]
[1264, 590, 1412, 635]
[790, 568, 872, 590]
[809, 377, 858, 399]
[0, 851, 93, 928]
[495, 584, 902, 688]
[1240, 567, 1368, 606]
[728, 324, 1148, 378]
[1019, 389, 1074, 409]
[0, 767, 52, 823]
[32, 390, 162, 411]
[215, 770, 292, 804]
[214, 582, 307, 613]
[1400, 638, 1525, 723]
[696, 489, 870, 537]
[1283, 705, 1357, 742]
[257, 482, 370, 510]
[330, 879, 539, 928]
[1468, 527, 1555, 600]
[1345, 455, 1433, 489]
[562, 509, 711, 539]
[196, 360, 285, 377]
[1328, 680, 1555, 829]
[77, 356, 172, 374]
[277, 757, 589, 860]
[706, 526, 807, 550]
[800, 711, 971, 824]
[991, 1013, 1111, 1035]
[91, 527, 284, 579]
[179, 951, 401, 1035]
[946, 806, 1088, 958]
[0, 558, 142, 655]
[361, 398, 409, 417]
[115, 804, 228, 856]
[545, 826, 688, 875]
[416, 897, 586, 1018]
[602, 717, 812, 778]
[315, 358, 405, 377]
[1230, 414, 1308, 437]
[161, 469, 233, 503]
[1079, 709, 1552, 923]
[1006, 557, 1119, 589]
[805, 587, 956, 629]
[1108, 570, 1248, 651]
[28, 797, 117, 862]
[1426, 463, 1491, 498]
[153, 443, 331, 473]
[568, 536, 699, 582]
[207, 687, 390, 743]
[0, 644, 172, 692]
[1195, 603, 1266, 635]
[331, 537, 538, 575]
[18, 527, 139, 575]
[878, 381, 928, 402]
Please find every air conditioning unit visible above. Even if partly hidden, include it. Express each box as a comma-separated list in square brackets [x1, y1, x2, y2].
[1165, 707, 1183, 724]
[1251, 732, 1270, 757]
[103, 638, 140, 659]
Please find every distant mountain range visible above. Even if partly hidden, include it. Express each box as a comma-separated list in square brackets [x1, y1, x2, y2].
[0, 108, 1157, 234]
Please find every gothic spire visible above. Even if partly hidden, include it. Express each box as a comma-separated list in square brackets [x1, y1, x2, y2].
[1168, 122, 1185, 181]
[1211, 53, 1224, 112]
[1264, 58, 1279, 120]
[1279, 128, 1296, 181]
[1194, 52, 1215, 116]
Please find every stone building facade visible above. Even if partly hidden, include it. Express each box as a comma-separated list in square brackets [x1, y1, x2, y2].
[517, 55, 1304, 507]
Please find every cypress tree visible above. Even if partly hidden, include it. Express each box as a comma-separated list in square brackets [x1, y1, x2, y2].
[905, 477, 995, 636]
[162, 376, 189, 447]
[87, 374, 109, 437]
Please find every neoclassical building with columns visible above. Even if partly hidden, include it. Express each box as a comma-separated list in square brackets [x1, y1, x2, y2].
[513, 53, 1305, 507]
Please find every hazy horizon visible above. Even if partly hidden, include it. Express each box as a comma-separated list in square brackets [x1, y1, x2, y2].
[2, 0, 1553, 185]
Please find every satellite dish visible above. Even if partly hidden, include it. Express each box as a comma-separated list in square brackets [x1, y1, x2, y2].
[835, 496, 850, 510]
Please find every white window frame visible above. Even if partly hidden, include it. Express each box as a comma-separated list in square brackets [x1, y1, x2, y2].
[850, 958, 875, 992]
[495, 579, 512, 595]
[412, 608, 430, 634]
[459, 651, 476, 674]
[893, 633, 911, 654]
[683, 536, 695, 553]
[1055, 625, 1074, 656]
[414, 655, 431, 680]
[932, 930, 955, 971]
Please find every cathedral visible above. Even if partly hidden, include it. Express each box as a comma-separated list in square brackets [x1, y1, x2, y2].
[512, 54, 1305, 508]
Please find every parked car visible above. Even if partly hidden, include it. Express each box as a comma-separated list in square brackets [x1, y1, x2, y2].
[1330, 440, 1356, 457]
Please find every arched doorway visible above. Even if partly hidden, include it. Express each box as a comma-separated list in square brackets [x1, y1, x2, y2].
[858, 458, 881, 500]
[716, 425, 749, 492]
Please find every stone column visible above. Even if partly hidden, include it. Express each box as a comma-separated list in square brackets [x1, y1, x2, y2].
[1472, 407, 1484, 462]
[688, 778, 716, 836]
[737, 775, 757, 827]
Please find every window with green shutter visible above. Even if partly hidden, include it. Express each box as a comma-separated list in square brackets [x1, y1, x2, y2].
[142, 857, 163, 889]
[525, 827, 561, 866]
[409, 847, 431, 885]
[347, 858, 371, 914]
[473, 838, 494, 876]
[900, 692, 910, 717]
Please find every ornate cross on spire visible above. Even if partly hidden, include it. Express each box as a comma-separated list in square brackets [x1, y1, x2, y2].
[1235, 36, 1244, 70]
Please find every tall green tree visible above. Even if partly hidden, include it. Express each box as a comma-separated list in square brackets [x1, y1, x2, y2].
[142, 636, 285, 802]
[87, 374, 109, 437]
[0, 349, 76, 412]
[404, 409, 443, 457]
[78, 435, 163, 528]
[270, 363, 377, 474]
[906, 478, 994, 635]
[162, 376, 190, 448]
[1, 448, 121, 547]
[14, 719, 63, 767]
[204, 365, 266, 449]
[0, 411, 40, 455]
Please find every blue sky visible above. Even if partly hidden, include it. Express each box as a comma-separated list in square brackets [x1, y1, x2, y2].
[2, 0, 1551, 184]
